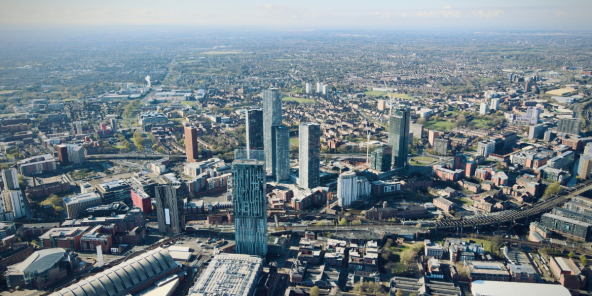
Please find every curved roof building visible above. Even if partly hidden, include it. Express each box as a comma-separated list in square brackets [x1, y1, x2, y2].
[50, 248, 180, 296]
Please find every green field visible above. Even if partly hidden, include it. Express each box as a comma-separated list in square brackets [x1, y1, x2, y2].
[282, 97, 315, 104]
[546, 87, 576, 96]
[198, 51, 246, 55]
[472, 119, 489, 129]
[364, 91, 387, 96]
[425, 120, 453, 131]
[410, 156, 438, 166]
[290, 137, 299, 146]
[0, 90, 17, 95]
[179, 101, 196, 106]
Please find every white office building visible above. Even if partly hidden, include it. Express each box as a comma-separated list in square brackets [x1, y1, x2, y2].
[477, 140, 496, 158]
[337, 172, 358, 207]
[305, 83, 312, 94]
[490, 98, 500, 111]
[479, 102, 489, 115]
[316, 82, 322, 93]
[2, 190, 26, 219]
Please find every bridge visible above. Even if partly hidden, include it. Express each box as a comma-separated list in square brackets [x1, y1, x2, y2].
[435, 179, 592, 229]
[273, 180, 592, 232]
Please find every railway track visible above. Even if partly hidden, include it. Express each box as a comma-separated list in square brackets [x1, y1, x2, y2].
[435, 180, 592, 229]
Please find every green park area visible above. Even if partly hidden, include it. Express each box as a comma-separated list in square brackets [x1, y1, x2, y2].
[409, 156, 438, 166]
[282, 97, 315, 104]
[289, 137, 299, 146]
[0, 90, 17, 95]
[198, 51, 245, 55]
[425, 120, 454, 131]
[179, 101, 196, 106]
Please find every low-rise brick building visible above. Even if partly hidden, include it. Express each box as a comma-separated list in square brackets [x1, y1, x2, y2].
[39, 226, 89, 250]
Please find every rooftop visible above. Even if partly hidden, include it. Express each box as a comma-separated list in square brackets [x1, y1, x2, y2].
[50, 248, 179, 296]
[470, 280, 570, 296]
[11, 248, 66, 274]
[187, 254, 263, 296]
[63, 192, 102, 206]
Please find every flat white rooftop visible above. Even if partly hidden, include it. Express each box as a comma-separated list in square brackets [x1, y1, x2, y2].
[471, 280, 570, 296]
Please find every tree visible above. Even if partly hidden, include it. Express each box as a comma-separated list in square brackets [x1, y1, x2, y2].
[543, 182, 562, 200]
[338, 218, 347, 226]
[568, 251, 575, 258]
[395, 290, 403, 296]
[580, 255, 588, 265]
[310, 286, 320, 296]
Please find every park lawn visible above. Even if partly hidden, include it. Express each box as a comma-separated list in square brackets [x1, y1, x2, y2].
[410, 156, 438, 166]
[198, 51, 245, 55]
[450, 197, 473, 206]
[0, 90, 17, 95]
[364, 91, 387, 96]
[546, 87, 576, 96]
[179, 101, 196, 106]
[472, 119, 489, 129]
[426, 120, 453, 131]
[290, 137, 299, 146]
[388, 93, 414, 100]
[469, 238, 497, 253]
[282, 97, 315, 104]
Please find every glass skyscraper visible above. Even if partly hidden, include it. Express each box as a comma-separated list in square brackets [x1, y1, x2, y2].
[298, 123, 320, 189]
[263, 88, 283, 172]
[388, 107, 411, 169]
[272, 125, 290, 182]
[232, 159, 267, 256]
[246, 109, 264, 155]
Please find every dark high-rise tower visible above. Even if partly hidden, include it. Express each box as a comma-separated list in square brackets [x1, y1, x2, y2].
[388, 107, 411, 169]
[246, 109, 264, 154]
[233, 159, 267, 256]
[272, 125, 290, 182]
[298, 123, 320, 189]
[155, 185, 185, 235]
[184, 125, 199, 163]
[263, 88, 283, 172]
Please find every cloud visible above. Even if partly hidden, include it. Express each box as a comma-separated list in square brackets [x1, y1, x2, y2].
[367, 11, 392, 19]
[258, 3, 273, 10]
[443, 5, 452, 9]
[472, 10, 504, 18]
[415, 9, 461, 18]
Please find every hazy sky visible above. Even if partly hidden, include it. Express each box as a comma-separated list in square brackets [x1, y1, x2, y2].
[1, 0, 591, 30]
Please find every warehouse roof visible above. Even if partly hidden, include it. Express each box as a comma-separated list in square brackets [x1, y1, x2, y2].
[12, 248, 66, 274]
[470, 280, 570, 296]
[50, 248, 179, 296]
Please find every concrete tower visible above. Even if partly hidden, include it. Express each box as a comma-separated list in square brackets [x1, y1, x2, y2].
[155, 185, 185, 235]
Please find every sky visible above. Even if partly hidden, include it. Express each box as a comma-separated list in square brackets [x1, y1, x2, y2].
[1, 0, 591, 30]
